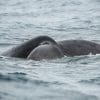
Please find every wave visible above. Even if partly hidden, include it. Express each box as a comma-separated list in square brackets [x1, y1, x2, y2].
[0, 72, 63, 86]
[79, 77, 100, 85]
[0, 72, 28, 83]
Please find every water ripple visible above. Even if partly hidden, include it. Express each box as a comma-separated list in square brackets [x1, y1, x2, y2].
[0, 72, 63, 87]
[0, 72, 28, 83]
[79, 77, 100, 85]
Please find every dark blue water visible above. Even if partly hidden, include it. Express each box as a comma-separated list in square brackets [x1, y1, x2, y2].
[0, 0, 100, 100]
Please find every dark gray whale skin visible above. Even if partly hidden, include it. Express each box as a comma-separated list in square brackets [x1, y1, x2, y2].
[2, 36, 58, 58]
[27, 42, 64, 60]
[58, 40, 100, 56]
[2, 36, 100, 58]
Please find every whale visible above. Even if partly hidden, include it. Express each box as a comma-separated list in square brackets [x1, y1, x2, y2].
[2, 35, 100, 60]
[27, 41, 64, 60]
[58, 40, 100, 56]
[2, 36, 57, 58]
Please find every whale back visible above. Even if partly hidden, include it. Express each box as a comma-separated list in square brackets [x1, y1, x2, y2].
[58, 40, 100, 56]
[2, 36, 57, 58]
[27, 44, 64, 60]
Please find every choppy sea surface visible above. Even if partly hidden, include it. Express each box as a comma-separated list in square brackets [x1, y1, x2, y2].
[0, 0, 100, 100]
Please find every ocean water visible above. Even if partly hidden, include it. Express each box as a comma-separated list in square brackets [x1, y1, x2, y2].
[0, 0, 100, 100]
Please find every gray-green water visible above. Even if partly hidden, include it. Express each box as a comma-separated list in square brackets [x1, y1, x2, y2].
[0, 0, 100, 100]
